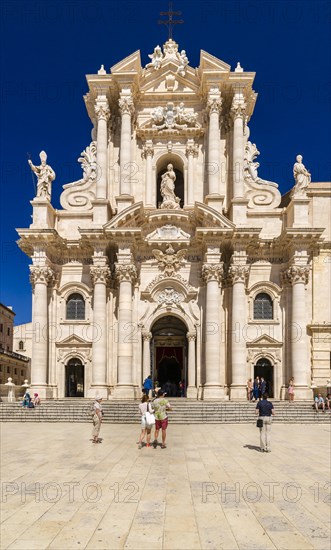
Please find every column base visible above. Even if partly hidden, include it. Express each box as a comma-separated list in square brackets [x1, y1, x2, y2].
[186, 386, 198, 399]
[115, 195, 135, 213]
[292, 386, 313, 400]
[230, 384, 247, 400]
[202, 385, 227, 400]
[111, 385, 136, 399]
[86, 386, 109, 399]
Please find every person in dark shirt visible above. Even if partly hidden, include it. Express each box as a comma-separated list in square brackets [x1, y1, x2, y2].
[255, 393, 274, 452]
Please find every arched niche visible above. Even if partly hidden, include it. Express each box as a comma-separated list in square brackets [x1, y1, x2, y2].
[156, 153, 185, 208]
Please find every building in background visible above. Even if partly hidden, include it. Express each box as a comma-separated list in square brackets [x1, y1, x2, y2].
[0, 304, 30, 389]
[15, 39, 331, 399]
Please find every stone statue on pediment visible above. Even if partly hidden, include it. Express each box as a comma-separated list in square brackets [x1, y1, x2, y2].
[292, 155, 311, 197]
[146, 45, 163, 70]
[160, 164, 180, 209]
[28, 151, 55, 201]
[177, 49, 189, 76]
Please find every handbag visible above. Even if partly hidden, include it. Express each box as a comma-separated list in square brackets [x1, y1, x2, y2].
[145, 403, 155, 425]
[256, 418, 263, 428]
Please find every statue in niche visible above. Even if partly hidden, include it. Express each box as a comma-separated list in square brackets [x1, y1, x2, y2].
[28, 151, 55, 200]
[146, 45, 163, 70]
[160, 164, 180, 209]
[292, 155, 311, 197]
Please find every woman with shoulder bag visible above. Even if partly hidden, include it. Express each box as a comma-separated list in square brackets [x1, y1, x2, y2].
[137, 394, 155, 449]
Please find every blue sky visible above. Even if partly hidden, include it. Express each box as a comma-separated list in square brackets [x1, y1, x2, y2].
[0, 0, 330, 325]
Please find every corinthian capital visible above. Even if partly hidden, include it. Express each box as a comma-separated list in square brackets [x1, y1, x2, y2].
[228, 264, 249, 284]
[186, 331, 196, 342]
[186, 139, 198, 157]
[90, 265, 111, 285]
[95, 104, 110, 121]
[142, 331, 152, 342]
[118, 96, 134, 116]
[283, 265, 310, 285]
[207, 97, 222, 115]
[115, 263, 137, 284]
[230, 100, 247, 120]
[29, 266, 55, 286]
[201, 263, 223, 283]
[141, 140, 154, 159]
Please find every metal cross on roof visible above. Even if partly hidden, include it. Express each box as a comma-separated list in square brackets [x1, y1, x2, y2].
[158, 2, 184, 40]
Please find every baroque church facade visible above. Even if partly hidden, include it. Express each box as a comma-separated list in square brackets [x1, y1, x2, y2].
[17, 40, 331, 400]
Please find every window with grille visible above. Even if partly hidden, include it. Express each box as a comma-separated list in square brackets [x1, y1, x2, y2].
[253, 293, 273, 320]
[66, 293, 85, 320]
[19, 341, 24, 350]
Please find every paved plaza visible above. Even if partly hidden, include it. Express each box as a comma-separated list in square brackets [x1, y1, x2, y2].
[1, 422, 330, 550]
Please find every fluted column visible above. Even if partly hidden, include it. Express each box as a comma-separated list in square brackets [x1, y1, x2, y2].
[142, 141, 154, 207]
[284, 265, 311, 399]
[118, 94, 134, 195]
[202, 263, 224, 399]
[207, 94, 222, 195]
[229, 264, 249, 400]
[113, 263, 137, 398]
[142, 331, 152, 381]
[230, 98, 246, 199]
[29, 266, 54, 397]
[90, 265, 111, 397]
[186, 139, 198, 206]
[95, 103, 110, 199]
[186, 331, 197, 398]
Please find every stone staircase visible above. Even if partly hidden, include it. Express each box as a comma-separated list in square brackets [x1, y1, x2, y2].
[1, 399, 330, 423]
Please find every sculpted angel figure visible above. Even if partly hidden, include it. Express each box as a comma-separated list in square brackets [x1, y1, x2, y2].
[177, 49, 189, 76]
[293, 155, 311, 197]
[147, 45, 163, 70]
[152, 243, 187, 276]
[28, 151, 55, 200]
[160, 164, 181, 209]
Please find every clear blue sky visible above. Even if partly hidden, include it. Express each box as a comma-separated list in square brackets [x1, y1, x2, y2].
[0, 0, 330, 325]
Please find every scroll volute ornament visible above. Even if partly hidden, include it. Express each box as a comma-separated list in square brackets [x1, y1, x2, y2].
[283, 265, 310, 285]
[228, 264, 249, 284]
[115, 264, 137, 284]
[90, 265, 111, 285]
[201, 263, 223, 284]
[29, 266, 55, 286]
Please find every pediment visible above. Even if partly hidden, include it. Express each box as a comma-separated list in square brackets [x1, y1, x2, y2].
[103, 203, 144, 230]
[194, 202, 235, 230]
[247, 334, 282, 347]
[56, 334, 91, 347]
[199, 50, 231, 73]
[111, 50, 142, 75]
[141, 65, 199, 96]
[145, 224, 191, 245]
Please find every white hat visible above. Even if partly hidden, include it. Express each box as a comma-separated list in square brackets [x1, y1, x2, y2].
[95, 394, 103, 401]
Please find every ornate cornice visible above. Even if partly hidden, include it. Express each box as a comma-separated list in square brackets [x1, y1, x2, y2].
[228, 264, 249, 284]
[29, 266, 55, 287]
[90, 265, 111, 285]
[115, 263, 137, 283]
[201, 263, 223, 283]
[95, 104, 110, 122]
[118, 96, 134, 116]
[282, 265, 310, 285]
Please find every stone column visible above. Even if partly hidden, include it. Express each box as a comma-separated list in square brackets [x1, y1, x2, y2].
[113, 263, 137, 398]
[186, 331, 197, 398]
[118, 93, 134, 196]
[207, 94, 222, 196]
[186, 139, 198, 206]
[29, 266, 54, 398]
[202, 263, 224, 399]
[90, 265, 111, 398]
[229, 264, 249, 400]
[285, 265, 311, 399]
[142, 331, 152, 381]
[231, 97, 246, 199]
[142, 141, 154, 207]
[95, 102, 110, 200]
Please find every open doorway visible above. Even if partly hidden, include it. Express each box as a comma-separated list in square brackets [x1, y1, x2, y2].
[254, 358, 273, 398]
[65, 358, 84, 397]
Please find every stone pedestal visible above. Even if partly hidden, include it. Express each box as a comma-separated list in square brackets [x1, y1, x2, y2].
[230, 198, 248, 226]
[287, 197, 310, 228]
[92, 199, 111, 225]
[30, 199, 55, 229]
[204, 194, 224, 213]
[115, 195, 135, 213]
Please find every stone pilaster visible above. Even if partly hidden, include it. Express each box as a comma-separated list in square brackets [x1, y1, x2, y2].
[283, 265, 311, 399]
[113, 263, 137, 398]
[201, 263, 225, 399]
[230, 96, 248, 224]
[29, 266, 55, 398]
[94, 102, 110, 200]
[205, 93, 223, 209]
[229, 264, 249, 400]
[186, 331, 197, 398]
[142, 331, 152, 381]
[142, 140, 154, 207]
[89, 265, 111, 398]
[186, 139, 198, 206]
[117, 93, 135, 211]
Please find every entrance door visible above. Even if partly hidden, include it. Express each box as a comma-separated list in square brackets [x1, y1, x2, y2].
[254, 358, 273, 398]
[65, 358, 84, 397]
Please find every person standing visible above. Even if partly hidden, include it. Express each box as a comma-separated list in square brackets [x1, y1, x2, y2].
[288, 380, 295, 402]
[143, 375, 153, 397]
[260, 377, 266, 398]
[255, 393, 275, 452]
[92, 395, 103, 443]
[153, 389, 172, 449]
[137, 394, 154, 449]
[246, 379, 253, 401]
[253, 377, 260, 401]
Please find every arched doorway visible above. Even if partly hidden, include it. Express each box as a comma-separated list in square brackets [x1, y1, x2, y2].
[254, 358, 273, 398]
[65, 358, 84, 397]
[152, 316, 187, 397]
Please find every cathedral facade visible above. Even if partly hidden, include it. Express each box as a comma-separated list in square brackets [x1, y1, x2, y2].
[17, 40, 331, 400]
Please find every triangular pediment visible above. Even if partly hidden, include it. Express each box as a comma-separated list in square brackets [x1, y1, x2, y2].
[247, 334, 282, 347]
[111, 50, 142, 75]
[56, 334, 91, 347]
[141, 65, 199, 96]
[199, 50, 231, 73]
